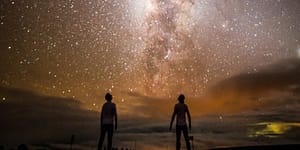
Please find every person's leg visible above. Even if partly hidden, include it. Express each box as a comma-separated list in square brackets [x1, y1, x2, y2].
[182, 125, 191, 150]
[98, 125, 107, 150]
[107, 124, 114, 150]
[176, 125, 182, 150]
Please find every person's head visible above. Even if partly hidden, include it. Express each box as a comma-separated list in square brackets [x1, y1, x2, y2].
[105, 93, 112, 101]
[178, 94, 185, 103]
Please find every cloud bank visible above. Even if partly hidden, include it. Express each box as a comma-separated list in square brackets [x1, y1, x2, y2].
[0, 86, 99, 146]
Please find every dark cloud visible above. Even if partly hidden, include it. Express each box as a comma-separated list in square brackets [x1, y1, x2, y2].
[209, 59, 300, 97]
[198, 59, 300, 113]
[0, 86, 99, 146]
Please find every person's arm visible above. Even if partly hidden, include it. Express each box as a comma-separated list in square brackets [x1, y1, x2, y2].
[169, 106, 176, 131]
[100, 108, 103, 128]
[114, 104, 118, 131]
[186, 105, 191, 131]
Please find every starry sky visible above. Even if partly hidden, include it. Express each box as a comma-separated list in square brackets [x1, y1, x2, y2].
[1, 0, 300, 113]
[1, 0, 300, 149]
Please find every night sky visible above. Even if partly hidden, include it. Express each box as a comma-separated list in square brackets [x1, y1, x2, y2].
[1, 0, 300, 149]
[1, 0, 300, 109]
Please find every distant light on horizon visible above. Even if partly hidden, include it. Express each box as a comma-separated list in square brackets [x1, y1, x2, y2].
[248, 122, 300, 138]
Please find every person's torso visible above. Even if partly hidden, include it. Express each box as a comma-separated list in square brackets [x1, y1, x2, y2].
[101, 102, 116, 124]
[175, 103, 187, 126]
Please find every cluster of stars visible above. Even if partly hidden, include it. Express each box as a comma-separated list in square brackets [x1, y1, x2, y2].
[0, 0, 299, 110]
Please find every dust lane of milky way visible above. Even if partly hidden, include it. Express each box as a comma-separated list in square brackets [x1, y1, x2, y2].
[0, 0, 299, 111]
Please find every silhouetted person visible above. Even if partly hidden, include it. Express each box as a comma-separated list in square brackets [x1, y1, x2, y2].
[98, 93, 118, 150]
[169, 94, 191, 150]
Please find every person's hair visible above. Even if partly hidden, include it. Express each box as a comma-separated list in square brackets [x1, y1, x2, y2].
[178, 94, 185, 103]
[105, 93, 112, 101]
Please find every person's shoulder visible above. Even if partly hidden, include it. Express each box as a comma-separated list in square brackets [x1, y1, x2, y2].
[111, 102, 116, 107]
[184, 103, 189, 109]
[175, 103, 182, 109]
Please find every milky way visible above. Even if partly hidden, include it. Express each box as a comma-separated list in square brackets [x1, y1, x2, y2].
[0, 0, 299, 111]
